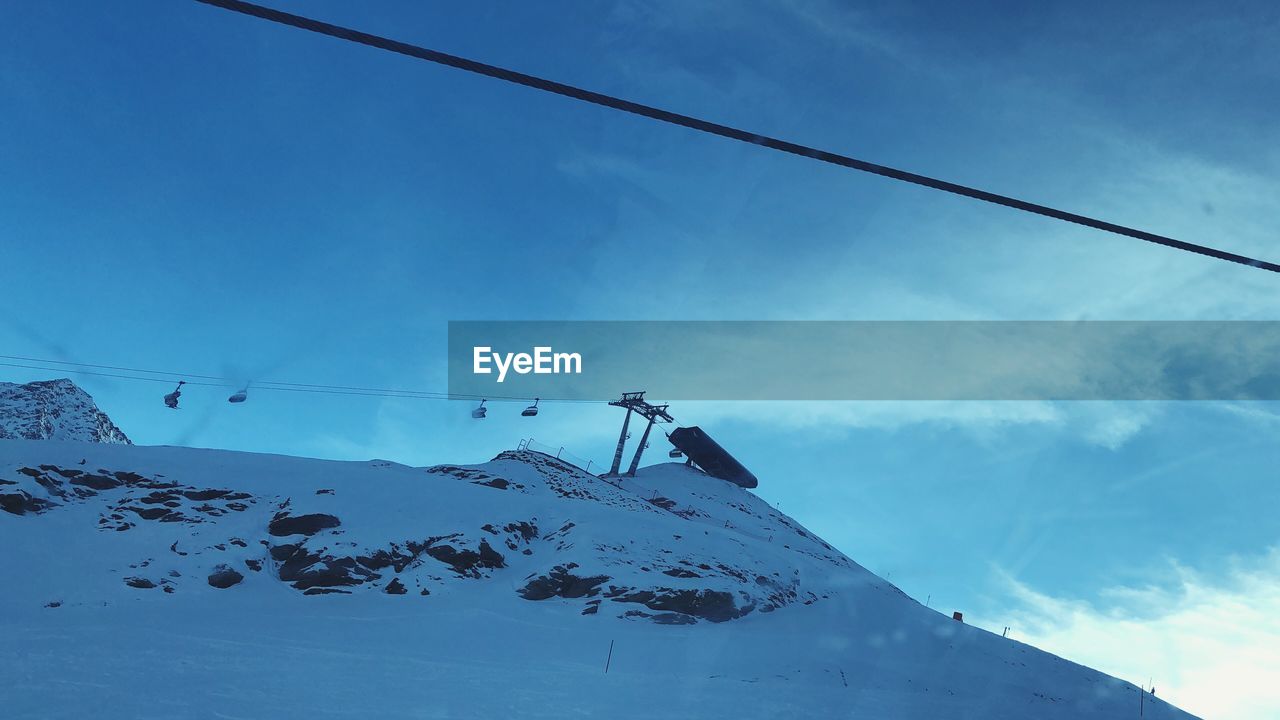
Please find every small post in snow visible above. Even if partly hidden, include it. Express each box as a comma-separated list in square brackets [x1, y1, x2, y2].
[604, 639, 615, 674]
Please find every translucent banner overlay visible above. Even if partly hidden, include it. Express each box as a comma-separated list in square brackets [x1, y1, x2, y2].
[447, 321, 1280, 401]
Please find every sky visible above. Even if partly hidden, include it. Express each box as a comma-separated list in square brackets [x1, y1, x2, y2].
[2, 1, 1279, 717]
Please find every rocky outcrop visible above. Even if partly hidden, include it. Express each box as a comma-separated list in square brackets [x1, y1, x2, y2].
[207, 565, 244, 589]
[268, 512, 341, 537]
[0, 379, 130, 444]
[1, 444, 851, 625]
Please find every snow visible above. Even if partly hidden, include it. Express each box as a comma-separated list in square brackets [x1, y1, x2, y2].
[0, 436, 1201, 719]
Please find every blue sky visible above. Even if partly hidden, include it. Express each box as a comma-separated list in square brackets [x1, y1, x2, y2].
[3, 1, 1279, 716]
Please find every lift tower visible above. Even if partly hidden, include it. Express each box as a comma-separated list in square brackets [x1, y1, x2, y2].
[607, 392, 672, 476]
[626, 402, 672, 477]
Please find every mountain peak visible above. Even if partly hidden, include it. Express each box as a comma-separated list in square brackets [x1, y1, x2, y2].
[0, 378, 131, 444]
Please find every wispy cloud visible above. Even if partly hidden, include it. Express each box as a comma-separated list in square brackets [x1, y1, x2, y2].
[985, 549, 1280, 720]
[676, 399, 1165, 449]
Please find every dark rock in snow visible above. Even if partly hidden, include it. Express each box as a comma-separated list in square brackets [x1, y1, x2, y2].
[268, 513, 341, 537]
[0, 490, 58, 515]
[181, 489, 229, 501]
[603, 585, 750, 623]
[355, 548, 398, 571]
[278, 548, 380, 591]
[384, 578, 407, 595]
[113, 471, 146, 485]
[124, 577, 156, 589]
[520, 565, 610, 600]
[477, 540, 505, 568]
[424, 539, 505, 577]
[127, 506, 171, 521]
[68, 473, 121, 491]
[270, 543, 300, 561]
[207, 565, 244, 589]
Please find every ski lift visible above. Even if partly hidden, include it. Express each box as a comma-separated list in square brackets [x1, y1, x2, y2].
[228, 387, 248, 403]
[163, 380, 186, 409]
[471, 399, 488, 419]
[521, 398, 540, 417]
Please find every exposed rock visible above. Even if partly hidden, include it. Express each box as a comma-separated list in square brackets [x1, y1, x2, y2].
[0, 436, 846, 626]
[207, 565, 244, 589]
[68, 473, 121, 491]
[0, 490, 58, 515]
[0, 379, 130, 443]
[268, 512, 341, 537]
[608, 587, 749, 623]
[520, 564, 610, 601]
[424, 539, 505, 577]
[181, 489, 229, 501]
[276, 546, 380, 591]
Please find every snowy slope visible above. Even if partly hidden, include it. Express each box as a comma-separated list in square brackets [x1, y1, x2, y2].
[0, 378, 130, 444]
[0, 438, 1200, 719]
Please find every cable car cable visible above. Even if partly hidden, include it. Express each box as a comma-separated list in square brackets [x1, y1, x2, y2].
[0, 358, 607, 404]
[193, 0, 1280, 274]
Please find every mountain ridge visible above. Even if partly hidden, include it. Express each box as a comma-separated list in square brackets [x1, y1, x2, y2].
[0, 380, 1198, 719]
[0, 378, 130, 444]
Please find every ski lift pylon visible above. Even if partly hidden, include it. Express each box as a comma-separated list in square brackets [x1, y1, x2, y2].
[472, 399, 488, 419]
[521, 398, 540, 417]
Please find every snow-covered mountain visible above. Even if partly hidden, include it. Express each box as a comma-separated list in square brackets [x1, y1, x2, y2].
[0, 378, 130, 444]
[0, 383, 1198, 718]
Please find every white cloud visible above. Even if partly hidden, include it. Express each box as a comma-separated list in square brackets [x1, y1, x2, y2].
[676, 399, 1168, 449]
[986, 550, 1280, 720]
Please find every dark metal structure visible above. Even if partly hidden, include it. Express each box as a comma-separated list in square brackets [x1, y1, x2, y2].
[667, 426, 758, 489]
[607, 391, 673, 476]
